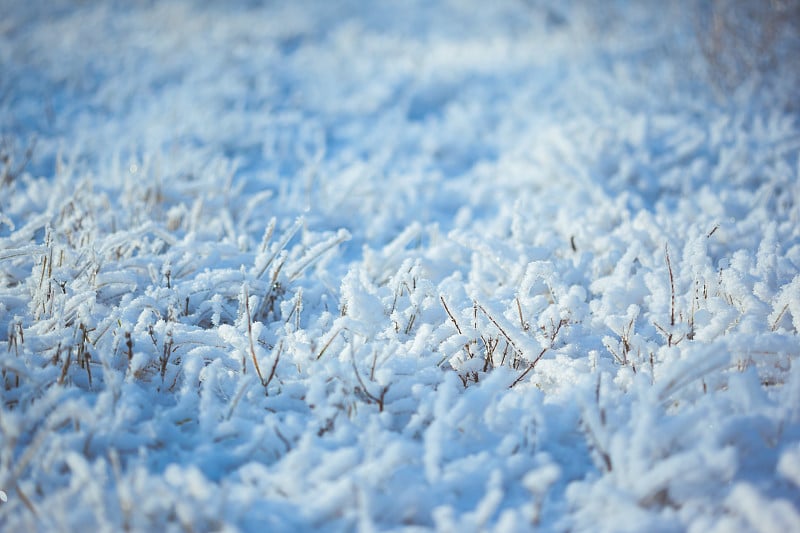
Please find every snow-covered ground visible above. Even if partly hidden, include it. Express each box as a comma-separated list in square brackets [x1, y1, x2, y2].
[2, 1, 800, 531]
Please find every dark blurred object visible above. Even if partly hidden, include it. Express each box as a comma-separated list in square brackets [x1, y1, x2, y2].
[694, 0, 800, 96]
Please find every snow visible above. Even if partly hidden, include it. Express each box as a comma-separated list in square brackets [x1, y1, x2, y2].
[1, 0, 799, 531]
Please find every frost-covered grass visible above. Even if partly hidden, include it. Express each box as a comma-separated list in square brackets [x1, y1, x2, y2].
[1, 1, 800, 531]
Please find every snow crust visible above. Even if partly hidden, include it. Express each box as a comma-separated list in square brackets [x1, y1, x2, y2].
[1, 1, 799, 531]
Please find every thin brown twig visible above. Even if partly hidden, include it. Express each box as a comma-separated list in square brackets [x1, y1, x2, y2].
[665, 244, 676, 328]
[477, 303, 522, 356]
[349, 340, 387, 412]
[515, 297, 528, 331]
[441, 296, 473, 359]
[509, 347, 547, 388]
[440, 296, 462, 334]
[316, 328, 341, 360]
[243, 286, 266, 384]
[264, 340, 282, 394]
